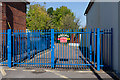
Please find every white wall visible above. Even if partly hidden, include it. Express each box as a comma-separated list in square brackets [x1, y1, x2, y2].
[86, 2, 119, 74]
[118, 1, 120, 74]
[99, 2, 119, 74]
[86, 2, 100, 28]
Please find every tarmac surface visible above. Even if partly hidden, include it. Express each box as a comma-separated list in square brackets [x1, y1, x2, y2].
[0, 43, 119, 80]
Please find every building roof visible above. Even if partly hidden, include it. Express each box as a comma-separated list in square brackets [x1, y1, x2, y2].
[0, 0, 30, 4]
[84, 0, 94, 15]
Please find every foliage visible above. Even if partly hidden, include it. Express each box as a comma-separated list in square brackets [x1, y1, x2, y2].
[26, 4, 51, 30]
[27, 4, 80, 30]
[47, 7, 54, 16]
[50, 6, 75, 30]
[60, 14, 80, 29]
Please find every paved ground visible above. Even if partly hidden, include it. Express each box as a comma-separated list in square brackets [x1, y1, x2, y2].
[13, 43, 88, 68]
[0, 67, 115, 80]
[0, 43, 119, 79]
[17, 43, 89, 68]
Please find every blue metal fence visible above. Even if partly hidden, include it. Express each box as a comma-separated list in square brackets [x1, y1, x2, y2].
[12, 30, 51, 67]
[0, 28, 112, 71]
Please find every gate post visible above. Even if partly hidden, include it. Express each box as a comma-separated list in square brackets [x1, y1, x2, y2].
[97, 28, 100, 71]
[7, 29, 12, 68]
[51, 29, 54, 68]
[27, 31, 30, 60]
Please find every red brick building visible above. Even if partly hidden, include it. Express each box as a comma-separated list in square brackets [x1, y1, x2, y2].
[0, 1, 30, 31]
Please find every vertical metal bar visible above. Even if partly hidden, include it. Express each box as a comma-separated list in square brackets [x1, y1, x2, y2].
[94, 28, 96, 68]
[34, 30, 35, 67]
[15, 30, 17, 64]
[106, 30, 108, 66]
[46, 30, 47, 66]
[73, 29, 74, 68]
[78, 29, 80, 68]
[111, 28, 113, 68]
[76, 29, 77, 68]
[101, 29, 103, 68]
[13, 30, 14, 66]
[83, 29, 85, 68]
[3, 30, 4, 65]
[35, 30, 37, 67]
[45, 30, 47, 66]
[32, 30, 33, 67]
[97, 28, 100, 71]
[86, 29, 87, 68]
[103, 30, 105, 67]
[70, 29, 72, 68]
[61, 30, 62, 68]
[27, 31, 30, 61]
[19, 30, 21, 66]
[55, 30, 57, 67]
[81, 29, 82, 68]
[22, 30, 24, 66]
[109, 29, 110, 67]
[44, 30, 45, 67]
[1, 30, 2, 63]
[68, 29, 69, 68]
[51, 29, 54, 68]
[36, 30, 38, 67]
[18, 30, 19, 67]
[41, 30, 42, 67]
[90, 29, 92, 62]
[5, 30, 7, 63]
[63, 29, 65, 67]
[7, 29, 12, 68]
[39, 30, 40, 67]
[58, 29, 59, 68]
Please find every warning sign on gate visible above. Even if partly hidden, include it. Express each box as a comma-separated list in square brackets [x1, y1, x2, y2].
[57, 34, 70, 43]
[60, 37, 67, 43]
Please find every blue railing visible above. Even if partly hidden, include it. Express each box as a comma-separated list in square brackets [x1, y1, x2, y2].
[0, 28, 113, 71]
[12, 30, 51, 66]
[0, 30, 8, 66]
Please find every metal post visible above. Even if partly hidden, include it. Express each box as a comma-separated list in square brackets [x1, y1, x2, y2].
[7, 29, 12, 68]
[101, 30, 103, 69]
[111, 28, 113, 69]
[27, 32, 30, 60]
[51, 29, 54, 68]
[97, 28, 100, 71]
[90, 29, 92, 62]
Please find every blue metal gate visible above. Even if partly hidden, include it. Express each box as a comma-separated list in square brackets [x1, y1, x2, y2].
[0, 28, 113, 71]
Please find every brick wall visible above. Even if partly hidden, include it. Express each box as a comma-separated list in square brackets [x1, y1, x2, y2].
[1, 2, 27, 31]
[0, 2, 27, 60]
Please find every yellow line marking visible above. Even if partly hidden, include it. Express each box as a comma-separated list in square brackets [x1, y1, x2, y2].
[45, 69, 60, 72]
[75, 71, 93, 73]
[45, 69, 92, 73]
[5, 69, 17, 71]
[45, 69, 71, 80]
[0, 69, 6, 76]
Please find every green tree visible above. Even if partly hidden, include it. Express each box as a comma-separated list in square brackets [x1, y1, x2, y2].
[51, 6, 74, 29]
[60, 14, 80, 30]
[47, 6, 80, 30]
[47, 7, 54, 16]
[26, 4, 51, 30]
